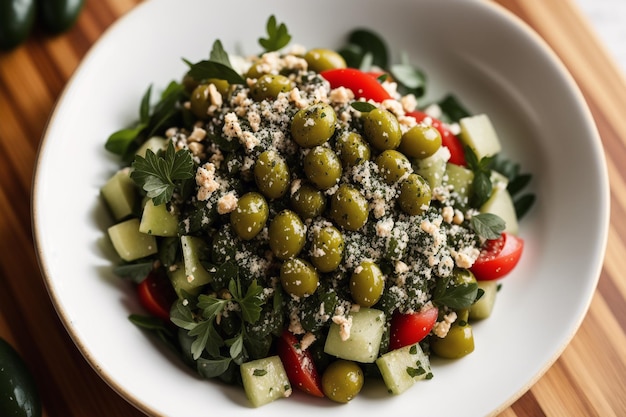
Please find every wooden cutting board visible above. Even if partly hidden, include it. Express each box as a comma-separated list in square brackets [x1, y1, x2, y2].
[0, 0, 624, 416]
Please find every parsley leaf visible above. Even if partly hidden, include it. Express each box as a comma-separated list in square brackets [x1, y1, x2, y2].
[259, 15, 291, 52]
[391, 52, 426, 98]
[351, 102, 377, 113]
[130, 141, 194, 206]
[339, 28, 388, 69]
[229, 278, 264, 323]
[197, 357, 232, 378]
[489, 154, 536, 219]
[432, 276, 479, 310]
[464, 146, 495, 208]
[471, 213, 505, 240]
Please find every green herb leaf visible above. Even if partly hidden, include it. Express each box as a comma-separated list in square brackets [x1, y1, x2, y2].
[437, 94, 471, 123]
[259, 15, 291, 52]
[197, 357, 232, 378]
[231, 279, 264, 323]
[112, 262, 153, 283]
[209, 39, 232, 66]
[130, 141, 194, 206]
[351, 101, 377, 113]
[391, 53, 426, 97]
[170, 299, 196, 331]
[185, 58, 245, 85]
[346, 29, 388, 69]
[197, 295, 229, 321]
[104, 124, 146, 156]
[253, 369, 268, 377]
[226, 331, 245, 362]
[139, 85, 152, 124]
[514, 193, 536, 219]
[471, 213, 505, 240]
[188, 319, 214, 360]
[433, 280, 479, 310]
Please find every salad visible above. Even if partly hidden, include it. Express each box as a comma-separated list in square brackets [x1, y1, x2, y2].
[101, 16, 534, 407]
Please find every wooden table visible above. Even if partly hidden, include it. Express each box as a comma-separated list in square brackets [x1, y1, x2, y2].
[1, 0, 624, 415]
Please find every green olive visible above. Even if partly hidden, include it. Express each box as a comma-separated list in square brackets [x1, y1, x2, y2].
[245, 59, 265, 79]
[363, 108, 402, 151]
[254, 150, 290, 199]
[398, 173, 432, 215]
[290, 183, 326, 219]
[250, 74, 292, 101]
[189, 84, 212, 119]
[349, 260, 384, 307]
[375, 149, 413, 184]
[430, 322, 475, 359]
[329, 184, 369, 231]
[280, 258, 319, 298]
[230, 192, 269, 240]
[303, 146, 342, 190]
[291, 103, 337, 148]
[321, 360, 364, 403]
[269, 210, 306, 260]
[310, 225, 344, 272]
[304, 48, 347, 73]
[451, 268, 477, 286]
[336, 131, 371, 167]
[398, 123, 442, 159]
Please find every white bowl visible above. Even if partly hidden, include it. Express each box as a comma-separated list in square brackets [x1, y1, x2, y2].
[32, 0, 610, 416]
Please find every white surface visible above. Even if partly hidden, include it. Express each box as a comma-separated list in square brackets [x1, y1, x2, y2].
[31, 0, 610, 416]
[576, 0, 626, 75]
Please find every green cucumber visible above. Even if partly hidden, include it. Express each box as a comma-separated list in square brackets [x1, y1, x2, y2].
[480, 184, 519, 235]
[458, 113, 502, 160]
[136, 136, 167, 158]
[376, 342, 432, 395]
[101, 169, 137, 221]
[445, 163, 473, 206]
[0, 337, 41, 417]
[139, 199, 179, 237]
[107, 218, 158, 261]
[469, 280, 499, 320]
[324, 307, 385, 363]
[181, 236, 213, 287]
[240, 356, 291, 407]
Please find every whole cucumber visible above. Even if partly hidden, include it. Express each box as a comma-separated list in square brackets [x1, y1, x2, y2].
[0, 0, 36, 51]
[38, 0, 85, 34]
[0, 337, 41, 417]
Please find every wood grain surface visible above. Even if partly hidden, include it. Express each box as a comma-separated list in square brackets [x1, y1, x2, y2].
[1, 0, 624, 416]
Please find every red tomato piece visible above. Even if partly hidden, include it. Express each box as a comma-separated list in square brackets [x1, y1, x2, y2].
[389, 305, 439, 351]
[320, 68, 392, 103]
[406, 110, 466, 166]
[276, 330, 324, 398]
[471, 232, 524, 281]
[137, 270, 177, 322]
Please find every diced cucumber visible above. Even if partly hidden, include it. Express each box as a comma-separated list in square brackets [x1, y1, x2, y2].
[240, 356, 291, 407]
[139, 199, 179, 237]
[480, 184, 519, 235]
[181, 236, 213, 287]
[459, 114, 501, 160]
[136, 136, 167, 157]
[167, 262, 200, 298]
[101, 169, 137, 221]
[413, 148, 447, 190]
[107, 218, 157, 261]
[376, 342, 432, 395]
[324, 307, 385, 363]
[469, 280, 499, 320]
[445, 163, 473, 206]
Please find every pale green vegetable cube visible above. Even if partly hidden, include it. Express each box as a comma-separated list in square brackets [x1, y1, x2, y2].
[445, 163, 474, 205]
[413, 149, 447, 190]
[101, 169, 136, 221]
[181, 236, 213, 287]
[139, 199, 179, 237]
[459, 113, 502, 160]
[136, 136, 167, 157]
[240, 356, 292, 407]
[107, 218, 157, 261]
[469, 280, 499, 320]
[324, 307, 385, 363]
[376, 342, 432, 395]
[480, 184, 519, 235]
[167, 262, 201, 298]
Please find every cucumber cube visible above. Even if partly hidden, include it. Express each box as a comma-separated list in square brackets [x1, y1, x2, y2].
[136, 136, 167, 158]
[376, 342, 432, 395]
[469, 280, 499, 320]
[107, 218, 157, 261]
[139, 199, 179, 237]
[459, 113, 502, 160]
[101, 169, 136, 221]
[445, 163, 473, 206]
[413, 149, 447, 190]
[240, 356, 292, 407]
[480, 184, 519, 235]
[167, 262, 201, 298]
[324, 307, 385, 363]
[181, 236, 213, 287]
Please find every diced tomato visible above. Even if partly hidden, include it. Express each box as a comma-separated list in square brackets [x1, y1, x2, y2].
[389, 305, 439, 351]
[406, 110, 466, 166]
[276, 330, 324, 398]
[137, 270, 177, 322]
[320, 68, 392, 103]
[471, 232, 524, 281]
